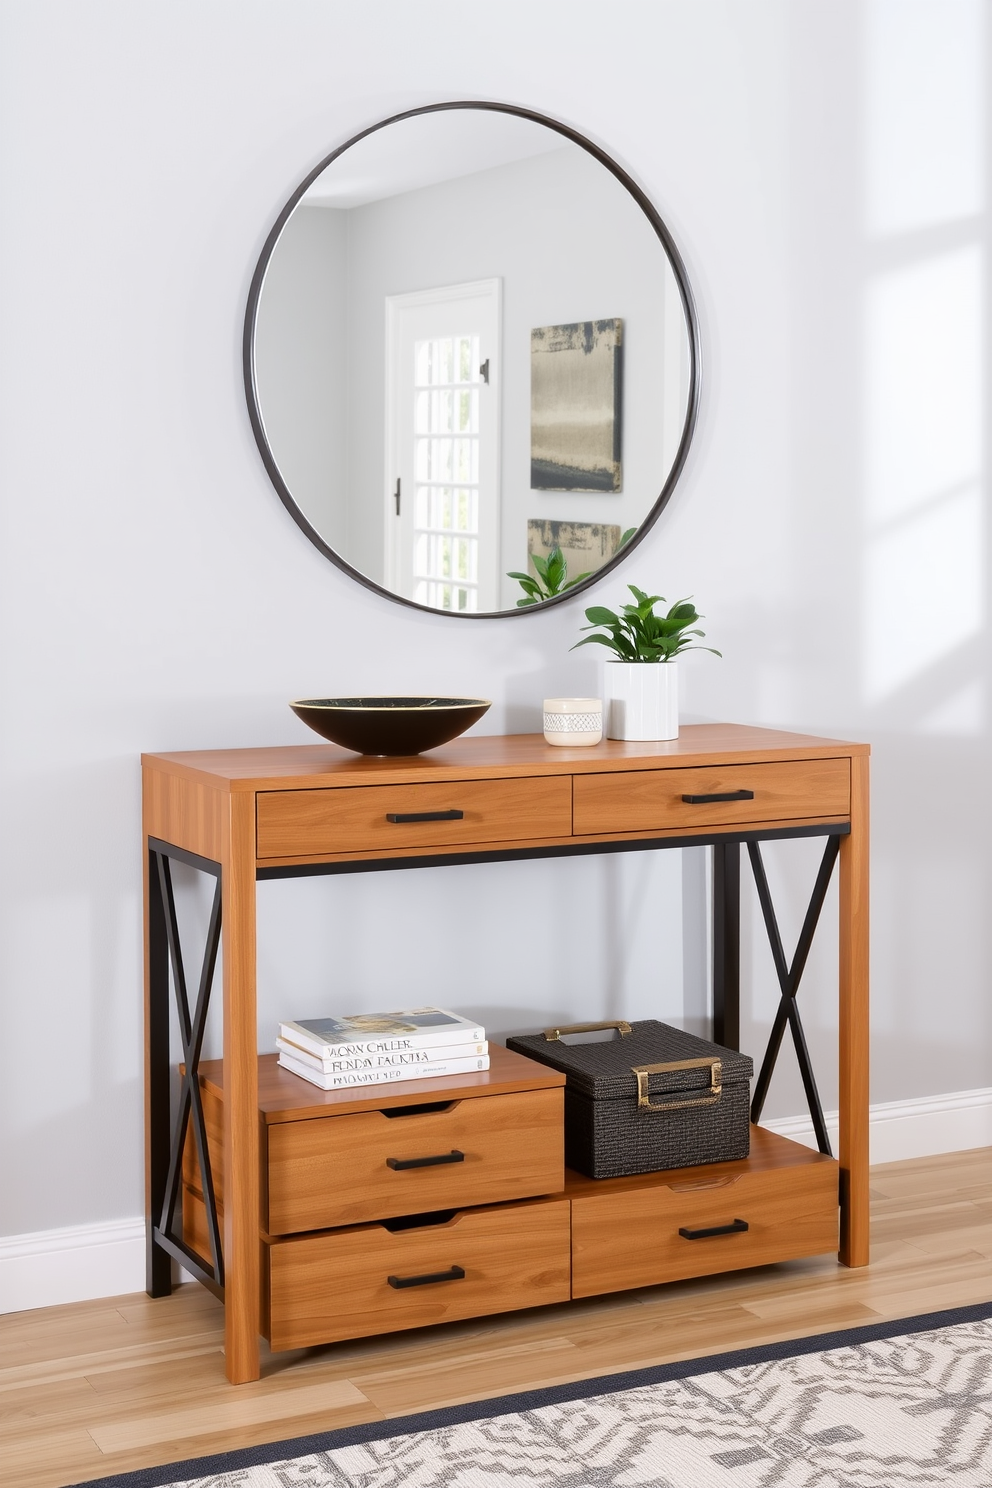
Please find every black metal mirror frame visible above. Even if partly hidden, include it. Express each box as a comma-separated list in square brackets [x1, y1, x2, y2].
[243, 100, 701, 619]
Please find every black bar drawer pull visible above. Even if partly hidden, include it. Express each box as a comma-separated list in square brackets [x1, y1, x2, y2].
[681, 790, 755, 804]
[679, 1218, 749, 1240]
[386, 809, 464, 823]
[387, 1264, 465, 1289]
[386, 1149, 465, 1171]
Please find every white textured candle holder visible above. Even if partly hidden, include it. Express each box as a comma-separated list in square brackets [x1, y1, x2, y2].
[543, 697, 603, 746]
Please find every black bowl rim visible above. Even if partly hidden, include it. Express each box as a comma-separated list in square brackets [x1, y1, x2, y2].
[291, 696, 492, 712]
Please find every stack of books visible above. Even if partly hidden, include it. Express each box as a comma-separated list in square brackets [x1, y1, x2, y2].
[276, 1006, 488, 1090]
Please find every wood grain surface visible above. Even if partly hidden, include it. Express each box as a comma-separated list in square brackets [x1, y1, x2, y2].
[256, 776, 572, 858]
[572, 758, 850, 835]
[220, 790, 260, 1384]
[839, 750, 871, 1267]
[264, 1198, 572, 1350]
[197, 1047, 566, 1124]
[266, 1088, 564, 1233]
[143, 724, 869, 793]
[571, 1130, 838, 1296]
[142, 769, 225, 862]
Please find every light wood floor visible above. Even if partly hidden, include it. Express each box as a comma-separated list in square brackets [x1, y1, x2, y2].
[3, 1146, 990, 1488]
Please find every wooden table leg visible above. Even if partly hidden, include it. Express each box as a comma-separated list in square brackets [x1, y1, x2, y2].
[838, 753, 870, 1266]
[222, 789, 261, 1383]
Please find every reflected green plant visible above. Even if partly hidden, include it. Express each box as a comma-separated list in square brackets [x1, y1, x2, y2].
[508, 527, 637, 608]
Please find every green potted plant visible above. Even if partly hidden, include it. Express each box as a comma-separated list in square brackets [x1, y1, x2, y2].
[572, 585, 719, 739]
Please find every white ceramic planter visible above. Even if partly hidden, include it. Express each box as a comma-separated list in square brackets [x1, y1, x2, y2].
[604, 661, 678, 740]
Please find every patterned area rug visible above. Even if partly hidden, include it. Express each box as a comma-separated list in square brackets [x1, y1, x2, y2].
[74, 1303, 992, 1488]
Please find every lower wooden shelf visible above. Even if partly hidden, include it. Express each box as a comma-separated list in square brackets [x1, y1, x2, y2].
[181, 1056, 839, 1352]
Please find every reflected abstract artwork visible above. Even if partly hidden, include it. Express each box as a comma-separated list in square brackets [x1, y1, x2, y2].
[531, 318, 623, 491]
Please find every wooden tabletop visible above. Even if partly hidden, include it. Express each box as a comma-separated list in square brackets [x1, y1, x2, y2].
[143, 724, 868, 793]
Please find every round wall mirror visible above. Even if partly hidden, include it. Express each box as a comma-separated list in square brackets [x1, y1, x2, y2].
[244, 102, 699, 617]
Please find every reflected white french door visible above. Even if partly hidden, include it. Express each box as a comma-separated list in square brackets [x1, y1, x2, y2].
[386, 280, 501, 612]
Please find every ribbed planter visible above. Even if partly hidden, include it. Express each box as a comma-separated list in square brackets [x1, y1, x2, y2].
[604, 661, 678, 741]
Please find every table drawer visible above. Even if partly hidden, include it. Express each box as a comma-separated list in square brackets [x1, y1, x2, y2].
[264, 1197, 571, 1349]
[266, 1088, 564, 1234]
[571, 1152, 838, 1297]
[573, 758, 849, 836]
[257, 776, 572, 858]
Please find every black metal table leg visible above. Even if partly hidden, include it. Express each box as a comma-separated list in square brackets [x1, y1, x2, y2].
[748, 835, 841, 1155]
[145, 839, 225, 1300]
[146, 844, 173, 1298]
[712, 840, 740, 1051]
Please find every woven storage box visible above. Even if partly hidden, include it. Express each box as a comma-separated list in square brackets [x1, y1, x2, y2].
[506, 1020, 753, 1179]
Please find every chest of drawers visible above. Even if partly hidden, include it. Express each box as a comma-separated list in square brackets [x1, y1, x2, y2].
[182, 1047, 570, 1348]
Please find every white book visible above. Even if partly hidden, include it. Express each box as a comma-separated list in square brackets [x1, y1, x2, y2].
[279, 1007, 486, 1061]
[277, 1048, 491, 1091]
[275, 1036, 488, 1072]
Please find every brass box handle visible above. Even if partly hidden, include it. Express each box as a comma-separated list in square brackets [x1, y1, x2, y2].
[544, 1019, 633, 1042]
[632, 1056, 722, 1112]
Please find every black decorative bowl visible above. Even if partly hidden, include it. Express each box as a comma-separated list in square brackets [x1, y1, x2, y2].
[289, 696, 492, 755]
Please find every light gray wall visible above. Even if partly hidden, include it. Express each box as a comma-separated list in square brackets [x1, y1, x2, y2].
[1, 0, 989, 1236]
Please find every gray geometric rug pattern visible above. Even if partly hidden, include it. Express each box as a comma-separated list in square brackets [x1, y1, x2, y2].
[164, 1314, 992, 1488]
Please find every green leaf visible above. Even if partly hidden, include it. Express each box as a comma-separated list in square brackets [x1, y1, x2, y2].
[571, 633, 622, 653]
[584, 605, 621, 626]
[562, 570, 593, 590]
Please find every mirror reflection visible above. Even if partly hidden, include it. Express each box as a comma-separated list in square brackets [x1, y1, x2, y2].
[248, 106, 697, 615]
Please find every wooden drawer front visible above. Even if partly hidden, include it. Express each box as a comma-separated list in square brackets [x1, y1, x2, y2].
[571, 1159, 838, 1297]
[265, 1199, 571, 1349]
[573, 758, 850, 836]
[267, 1088, 564, 1234]
[257, 777, 572, 858]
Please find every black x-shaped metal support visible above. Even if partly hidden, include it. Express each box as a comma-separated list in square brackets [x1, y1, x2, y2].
[147, 840, 224, 1297]
[746, 834, 841, 1155]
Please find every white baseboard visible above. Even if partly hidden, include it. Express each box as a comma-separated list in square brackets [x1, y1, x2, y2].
[764, 1085, 992, 1165]
[0, 1218, 195, 1316]
[0, 1217, 147, 1315]
[2, 1086, 990, 1316]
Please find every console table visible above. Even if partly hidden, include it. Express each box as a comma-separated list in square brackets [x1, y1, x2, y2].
[142, 724, 869, 1384]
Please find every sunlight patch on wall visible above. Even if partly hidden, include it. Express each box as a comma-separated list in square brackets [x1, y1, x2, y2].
[860, 1, 986, 719]
[864, 248, 982, 528]
[864, 0, 984, 237]
[863, 484, 983, 701]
